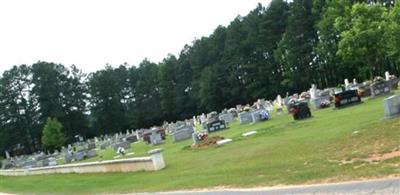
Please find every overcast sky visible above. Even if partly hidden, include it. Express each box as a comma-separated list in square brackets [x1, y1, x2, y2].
[0, 0, 271, 74]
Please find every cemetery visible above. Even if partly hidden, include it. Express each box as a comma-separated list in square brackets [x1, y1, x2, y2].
[4, 0, 400, 193]
[1, 74, 400, 194]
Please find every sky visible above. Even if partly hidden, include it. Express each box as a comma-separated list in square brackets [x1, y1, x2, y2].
[0, 0, 271, 74]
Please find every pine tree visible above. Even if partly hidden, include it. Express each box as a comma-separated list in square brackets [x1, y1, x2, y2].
[41, 117, 65, 151]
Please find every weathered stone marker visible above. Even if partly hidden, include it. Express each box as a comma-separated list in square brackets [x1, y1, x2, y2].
[384, 95, 400, 119]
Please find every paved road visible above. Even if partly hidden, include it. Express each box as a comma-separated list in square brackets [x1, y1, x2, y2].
[141, 177, 400, 195]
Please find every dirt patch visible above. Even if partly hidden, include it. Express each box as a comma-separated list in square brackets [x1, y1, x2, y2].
[365, 149, 400, 162]
[191, 136, 224, 149]
[334, 147, 400, 165]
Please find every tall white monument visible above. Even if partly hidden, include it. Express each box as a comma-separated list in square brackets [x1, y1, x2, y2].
[385, 71, 390, 81]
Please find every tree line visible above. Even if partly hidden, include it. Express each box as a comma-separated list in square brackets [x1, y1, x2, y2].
[1, 0, 399, 155]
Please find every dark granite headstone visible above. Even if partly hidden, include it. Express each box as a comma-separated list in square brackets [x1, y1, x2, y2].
[370, 81, 391, 97]
[290, 101, 312, 120]
[206, 120, 226, 132]
[125, 135, 138, 143]
[334, 90, 361, 108]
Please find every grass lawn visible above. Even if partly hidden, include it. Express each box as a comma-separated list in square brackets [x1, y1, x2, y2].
[0, 91, 399, 194]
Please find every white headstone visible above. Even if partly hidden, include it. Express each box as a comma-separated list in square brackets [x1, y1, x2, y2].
[200, 113, 207, 124]
[385, 71, 390, 81]
[277, 95, 283, 107]
[310, 84, 318, 99]
[344, 79, 350, 88]
[193, 116, 197, 125]
[5, 151, 10, 159]
[353, 78, 357, 85]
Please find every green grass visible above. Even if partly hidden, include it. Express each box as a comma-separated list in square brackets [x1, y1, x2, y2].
[1, 91, 400, 195]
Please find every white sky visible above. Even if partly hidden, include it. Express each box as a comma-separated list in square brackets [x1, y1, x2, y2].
[0, 0, 271, 74]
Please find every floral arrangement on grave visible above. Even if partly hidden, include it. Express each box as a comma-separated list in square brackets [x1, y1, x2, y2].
[243, 106, 251, 112]
[357, 88, 365, 97]
[319, 99, 331, 108]
[192, 133, 224, 149]
[196, 132, 208, 141]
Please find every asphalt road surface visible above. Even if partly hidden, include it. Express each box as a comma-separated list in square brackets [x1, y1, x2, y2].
[140, 177, 400, 195]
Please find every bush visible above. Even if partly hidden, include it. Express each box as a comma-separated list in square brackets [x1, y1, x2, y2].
[41, 117, 66, 152]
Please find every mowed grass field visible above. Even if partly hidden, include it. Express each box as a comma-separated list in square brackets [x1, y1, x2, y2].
[0, 91, 399, 195]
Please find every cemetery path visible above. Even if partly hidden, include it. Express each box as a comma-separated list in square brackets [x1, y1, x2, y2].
[139, 177, 400, 195]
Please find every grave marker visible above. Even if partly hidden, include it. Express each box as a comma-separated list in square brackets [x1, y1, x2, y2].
[384, 95, 400, 119]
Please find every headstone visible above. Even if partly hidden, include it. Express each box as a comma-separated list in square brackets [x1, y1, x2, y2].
[112, 141, 131, 151]
[5, 151, 10, 159]
[74, 151, 85, 161]
[87, 142, 96, 150]
[334, 89, 361, 108]
[65, 154, 73, 163]
[206, 120, 226, 132]
[291, 101, 312, 120]
[310, 93, 331, 110]
[172, 125, 194, 142]
[239, 112, 253, 124]
[136, 130, 141, 141]
[219, 112, 234, 124]
[150, 132, 163, 145]
[242, 131, 257, 137]
[48, 157, 57, 166]
[264, 101, 274, 113]
[61, 146, 67, 154]
[276, 95, 283, 114]
[384, 95, 400, 119]
[216, 138, 232, 146]
[100, 141, 111, 150]
[41, 158, 50, 167]
[344, 78, 350, 89]
[251, 109, 269, 122]
[192, 132, 201, 145]
[125, 134, 138, 143]
[22, 160, 36, 169]
[385, 71, 390, 81]
[114, 133, 119, 142]
[86, 149, 97, 158]
[1, 159, 12, 169]
[310, 84, 318, 99]
[370, 81, 391, 97]
[353, 78, 357, 85]
[200, 113, 207, 124]
[358, 83, 372, 97]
